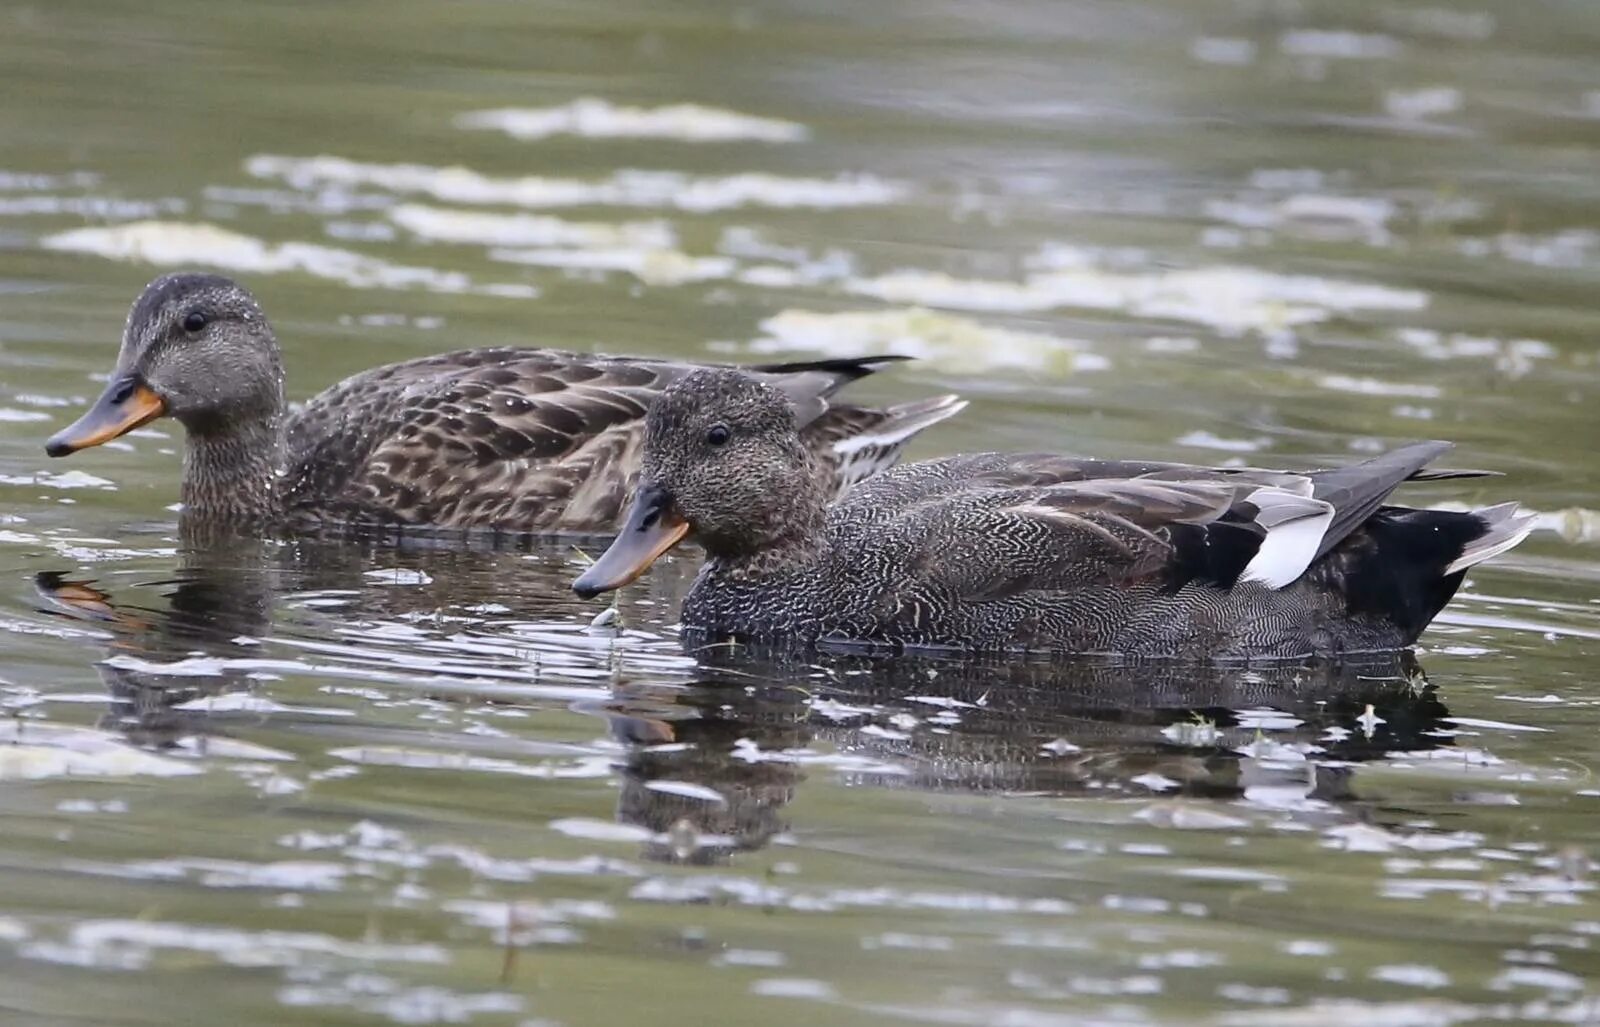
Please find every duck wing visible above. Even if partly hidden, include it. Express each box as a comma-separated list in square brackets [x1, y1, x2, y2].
[892, 473, 1324, 602]
[866, 444, 1463, 603]
[285, 350, 921, 531]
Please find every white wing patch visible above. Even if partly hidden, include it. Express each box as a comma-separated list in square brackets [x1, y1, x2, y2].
[1239, 487, 1335, 589]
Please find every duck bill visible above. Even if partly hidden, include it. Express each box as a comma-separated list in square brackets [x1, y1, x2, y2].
[573, 485, 689, 599]
[45, 377, 165, 457]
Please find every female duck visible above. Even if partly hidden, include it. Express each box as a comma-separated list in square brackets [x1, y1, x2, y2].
[573, 368, 1535, 659]
[46, 273, 962, 533]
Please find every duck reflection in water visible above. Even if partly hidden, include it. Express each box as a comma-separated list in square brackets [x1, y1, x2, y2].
[34, 544, 1458, 870]
[589, 648, 1453, 865]
[33, 537, 278, 749]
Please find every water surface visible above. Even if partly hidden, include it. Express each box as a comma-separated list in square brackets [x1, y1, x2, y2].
[1, 1, 1598, 1024]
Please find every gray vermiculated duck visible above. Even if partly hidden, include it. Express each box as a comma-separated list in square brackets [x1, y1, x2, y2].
[572, 368, 1536, 659]
[45, 272, 964, 533]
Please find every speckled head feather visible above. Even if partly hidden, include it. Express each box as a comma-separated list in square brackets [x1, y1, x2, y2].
[120, 272, 283, 427]
[640, 368, 829, 559]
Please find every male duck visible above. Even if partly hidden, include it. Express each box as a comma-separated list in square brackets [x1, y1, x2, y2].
[573, 368, 1536, 659]
[46, 273, 963, 533]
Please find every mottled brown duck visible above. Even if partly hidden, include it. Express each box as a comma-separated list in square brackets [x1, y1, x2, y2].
[573, 368, 1536, 660]
[46, 273, 964, 534]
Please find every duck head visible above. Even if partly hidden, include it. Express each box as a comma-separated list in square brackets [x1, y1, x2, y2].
[47, 272, 285, 456]
[573, 368, 825, 598]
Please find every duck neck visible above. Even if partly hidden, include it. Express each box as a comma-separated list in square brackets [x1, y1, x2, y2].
[179, 410, 285, 527]
[714, 508, 829, 581]
[705, 452, 832, 581]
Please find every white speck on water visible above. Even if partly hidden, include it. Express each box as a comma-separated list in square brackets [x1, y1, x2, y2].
[1190, 37, 1257, 65]
[750, 978, 838, 1000]
[844, 262, 1425, 336]
[1131, 772, 1181, 792]
[363, 568, 433, 586]
[1279, 30, 1403, 60]
[1135, 804, 1248, 830]
[491, 245, 737, 286]
[1315, 375, 1443, 399]
[750, 307, 1105, 374]
[391, 203, 676, 249]
[456, 99, 808, 143]
[714, 948, 788, 967]
[643, 780, 727, 805]
[1384, 86, 1461, 121]
[1218, 983, 1292, 1004]
[1488, 965, 1585, 991]
[0, 721, 201, 780]
[1175, 866, 1285, 884]
[1370, 964, 1452, 989]
[1163, 719, 1222, 747]
[547, 818, 653, 843]
[172, 694, 355, 717]
[0, 470, 116, 490]
[247, 154, 905, 212]
[20, 919, 448, 974]
[41, 220, 535, 297]
[1175, 430, 1270, 453]
[1442, 716, 1550, 734]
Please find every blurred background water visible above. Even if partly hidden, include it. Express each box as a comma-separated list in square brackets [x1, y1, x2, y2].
[1, 0, 1598, 1024]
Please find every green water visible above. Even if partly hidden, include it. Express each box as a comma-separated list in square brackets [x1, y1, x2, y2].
[1, 1, 1598, 1023]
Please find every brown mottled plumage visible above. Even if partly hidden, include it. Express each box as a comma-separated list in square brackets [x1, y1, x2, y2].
[45, 273, 965, 534]
[574, 368, 1537, 659]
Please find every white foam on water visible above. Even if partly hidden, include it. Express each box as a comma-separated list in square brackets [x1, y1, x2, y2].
[1315, 374, 1443, 398]
[750, 307, 1108, 373]
[456, 99, 807, 143]
[547, 818, 653, 843]
[845, 263, 1426, 335]
[490, 245, 737, 286]
[1384, 86, 1462, 122]
[1175, 430, 1271, 453]
[1190, 37, 1257, 65]
[40, 221, 537, 298]
[0, 195, 186, 218]
[20, 919, 447, 972]
[328, 746, 612, 780]
[1279, 30, 1404, 59]
[247, 154, 906, 212]
[1205, 193, 1398, 246]
[0, 470, 116, 490]
[389, 203, 676, 249]
[0, 722, 200, 780]
[1459, 228, 1600, 270]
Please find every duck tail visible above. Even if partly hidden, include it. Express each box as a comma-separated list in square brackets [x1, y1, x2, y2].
[1445, 502, 1538, 575]
[1344, 502, 1536, 643]
[748, 354, 912, 394]
[828, 394, 968, 496]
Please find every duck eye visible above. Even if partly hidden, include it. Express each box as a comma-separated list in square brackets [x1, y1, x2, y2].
[705, 424, 730, 447]
[182, 311, 208, 333]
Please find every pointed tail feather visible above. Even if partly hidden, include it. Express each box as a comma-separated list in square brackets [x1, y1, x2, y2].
[828, 394, 967, 496]
[749, 354, 912, 396]
[1446, 502, 1537, 575]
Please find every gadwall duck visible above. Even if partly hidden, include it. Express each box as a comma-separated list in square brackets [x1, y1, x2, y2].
[573, 368, 1535, 659]
[46, 273, 964, 533]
